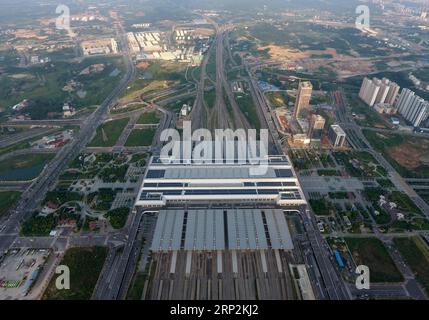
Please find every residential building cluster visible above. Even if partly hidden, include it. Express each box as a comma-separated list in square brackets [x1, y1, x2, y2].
[359, 77, 429, 127]
[358, 77, 400, 107]
[127, 28, 208, 64]
[396, 89, 429, 127]
[80, 38, 118, 56]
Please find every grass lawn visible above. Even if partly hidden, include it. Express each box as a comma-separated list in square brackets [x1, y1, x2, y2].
[204, 89, 216, 109]
[137, 111, 160, 124]
[125, 129, 156, 147]
[235, 93, 261, 130]
[43, 247, 108, 300]
[0, 153, 55, 181]
[0, 191, 21, 218]
[309, 199, 333, 216]
[345, 237, 403, 283]
[394, 237, 429, 295]
[106, 207, 130, 229]
[127, 273, 146, 300]
[111, 103, 146, 115]
[88, 118, 129, 147]
[265, 91, 290, 108]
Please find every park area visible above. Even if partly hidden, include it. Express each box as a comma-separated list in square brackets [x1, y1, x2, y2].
[345, 237, 403, 283]
[333, 151, 387, 178]
[43, 247, 108, 300]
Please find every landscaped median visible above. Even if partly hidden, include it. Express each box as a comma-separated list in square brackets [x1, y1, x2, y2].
[88, 118, 129, 147]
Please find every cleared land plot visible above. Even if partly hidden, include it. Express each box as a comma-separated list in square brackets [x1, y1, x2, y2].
[363, 130, 429, 178]
[0, 153, 54, 181]
[345, 237, 403, 283]
[394, 237, 429, 295]
[125, 129, 156, 147]
[43, 247, 108, 300]
[265, 91, 290, 108]
[88, 118, 129, 147]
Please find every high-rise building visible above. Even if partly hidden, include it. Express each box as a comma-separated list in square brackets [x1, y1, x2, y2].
[328, 125, 346, 148]
[396, 89, 429, 127]
[385, 81, 400, 105]
[307, 114, 325, 140]
[359, 77, 400, 107]
[294, 81, 313, 119]
[359, 77, 380, 106]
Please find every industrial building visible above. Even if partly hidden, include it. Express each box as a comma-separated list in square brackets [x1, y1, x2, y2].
[294, 81, 313, 119]
[134, 155, 306, 208]
[396, 88, 429, 127]
[328, 124, 346, 148]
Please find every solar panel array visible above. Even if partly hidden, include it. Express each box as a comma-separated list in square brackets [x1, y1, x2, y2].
[150, 209, 294, 252]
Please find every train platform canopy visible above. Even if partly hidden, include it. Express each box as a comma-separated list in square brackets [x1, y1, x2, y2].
[150, 209, 294, 252]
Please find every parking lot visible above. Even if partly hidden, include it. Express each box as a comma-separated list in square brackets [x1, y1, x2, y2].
[0, 248, 50, 300]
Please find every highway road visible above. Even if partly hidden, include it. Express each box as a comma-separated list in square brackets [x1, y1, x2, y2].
[300, 207, 351, 300]
[0, 147, 59, 163]
[0, 127, 55, 148]
[93, 212, 144, 299]
[4, 119, 83, 127]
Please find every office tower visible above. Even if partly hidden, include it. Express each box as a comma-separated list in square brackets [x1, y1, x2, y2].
[359, 77, 400, 107]
[328, 125, 346, 148]
[396, 89, 429, 127]
[294, 81, 313, 119]
[307, 114, 325, 140]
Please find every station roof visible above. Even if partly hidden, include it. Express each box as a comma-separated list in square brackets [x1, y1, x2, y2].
[150, 209, 294, 252]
